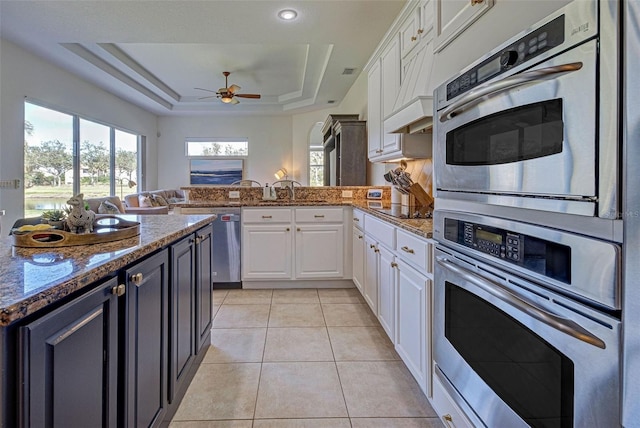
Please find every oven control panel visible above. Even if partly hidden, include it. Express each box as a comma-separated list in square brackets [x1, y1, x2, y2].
[444, 217, 571, 285]
[461, 222, 520, 260]
[446, 14, 565, 101]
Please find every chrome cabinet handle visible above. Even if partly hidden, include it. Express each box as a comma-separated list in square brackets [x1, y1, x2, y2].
[401, 246, 415, 254]
[130, 273, 144, 287]
[439, 62, 583, 122]
[436, 257, 606, 349]
[314, 214, 325, 218]
[262, 215, 272, 219]
[111, 284, 126, 297]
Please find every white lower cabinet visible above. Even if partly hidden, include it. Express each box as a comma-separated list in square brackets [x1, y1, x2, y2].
[432, 371, 474, 428]
[377, 245, 396, 342]
[352, 226, 365, 293]
[395, 258, 431, 396]
[363, 235, 379, 315]
[295, 224, 344, 278]
[242, 224, 293, 280]
[242, 206, 347, 282]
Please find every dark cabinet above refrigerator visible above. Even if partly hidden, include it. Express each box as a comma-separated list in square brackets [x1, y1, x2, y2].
[322, 114, 368, 186]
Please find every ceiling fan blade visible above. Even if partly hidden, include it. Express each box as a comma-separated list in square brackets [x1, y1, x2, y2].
[198, 95, 218, 100]
[230, 97, 240, 105]
[194, 87, 218, 94]
[234, 93, 261, 99]
[228, 84, 241, 94]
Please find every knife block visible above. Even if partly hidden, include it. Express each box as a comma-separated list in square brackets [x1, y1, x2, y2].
[408, 183, 434, 212]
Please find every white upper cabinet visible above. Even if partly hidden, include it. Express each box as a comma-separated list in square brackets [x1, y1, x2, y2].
[400, 0, 435, 59]
[433, 0, 494, 52]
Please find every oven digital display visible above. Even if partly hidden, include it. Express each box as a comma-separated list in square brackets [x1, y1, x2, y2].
[476, 228, 502, 245]
[477, 57, 501, 81]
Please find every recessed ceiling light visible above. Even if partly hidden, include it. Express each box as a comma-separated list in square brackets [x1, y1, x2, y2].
[278, 9, 298, 20]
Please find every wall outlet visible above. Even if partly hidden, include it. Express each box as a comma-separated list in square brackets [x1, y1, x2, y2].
[342, 190, 353, 198]
[229, 190, 240, 199]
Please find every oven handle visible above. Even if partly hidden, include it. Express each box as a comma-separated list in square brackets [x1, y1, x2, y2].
[436, 257, 606, 349]
[439, 62, 583, 122]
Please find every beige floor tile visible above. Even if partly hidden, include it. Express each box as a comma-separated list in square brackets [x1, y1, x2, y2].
[253, 419, 351, 428]
[268, 303, 325, 327]
[224, 289, 273, 304]
[205, 328, 267, 363]
[350, 418, 444, 428]
[272, 288, 320, 304]
[337, 361, 436, 418]
[263, 327, 333, 362]
[255, 362, 348, 418]
[172, 363, 261, 420]
[318, 288, 365, 303]
[212, 304, 270, 328]
[328, 327, 400, 361]
[322, 303, 379, 327]
[212, 289, 228, 305]
[169, 421, 253, 428]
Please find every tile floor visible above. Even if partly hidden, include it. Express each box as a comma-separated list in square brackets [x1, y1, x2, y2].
[170, 288, 443, 428]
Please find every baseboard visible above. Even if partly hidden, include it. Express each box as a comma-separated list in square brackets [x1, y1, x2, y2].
[242, 279, 355, 289]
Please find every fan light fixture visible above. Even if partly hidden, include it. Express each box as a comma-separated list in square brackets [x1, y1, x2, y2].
[274, 168, 288, 180]
[278, 9, 298, 20]
[220, 95, 233, 103]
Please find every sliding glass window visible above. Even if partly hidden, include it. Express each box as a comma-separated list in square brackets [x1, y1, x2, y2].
[24, 101, 140, 216]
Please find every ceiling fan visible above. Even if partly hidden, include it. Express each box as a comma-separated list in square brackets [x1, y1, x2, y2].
[195, 71, 261, 104]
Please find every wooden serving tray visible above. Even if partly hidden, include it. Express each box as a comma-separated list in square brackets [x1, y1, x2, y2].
[12, 216, 140, 248]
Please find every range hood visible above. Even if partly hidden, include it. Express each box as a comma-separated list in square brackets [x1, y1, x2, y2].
[384, 42, 435, 134]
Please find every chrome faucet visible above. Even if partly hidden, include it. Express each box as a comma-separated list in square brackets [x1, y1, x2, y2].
[285, 183, 295, 201]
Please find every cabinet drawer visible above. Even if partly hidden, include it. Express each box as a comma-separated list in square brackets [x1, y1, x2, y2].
[364, 215, 395, 248]
[396, 229, 432, 273]
[352, 208, 365, 229]
[432, 371, 474, 428]
[295, 207, 343, 223]
[243, 208, 291, 223]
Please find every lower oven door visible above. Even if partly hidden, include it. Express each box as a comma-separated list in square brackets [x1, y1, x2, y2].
[434, 247, 620, 428]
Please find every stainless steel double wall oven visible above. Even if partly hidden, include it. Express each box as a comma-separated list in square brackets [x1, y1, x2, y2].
[432, 1, 624, 427]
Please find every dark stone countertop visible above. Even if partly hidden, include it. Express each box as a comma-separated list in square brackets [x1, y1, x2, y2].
[0, 214, 215, 326]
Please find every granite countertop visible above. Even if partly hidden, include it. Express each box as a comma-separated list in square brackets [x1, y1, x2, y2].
[177, 199, 433, 239]
[0, 214, 216, 327]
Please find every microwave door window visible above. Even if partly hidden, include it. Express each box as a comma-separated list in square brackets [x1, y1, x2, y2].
[446, 99, 564, 166]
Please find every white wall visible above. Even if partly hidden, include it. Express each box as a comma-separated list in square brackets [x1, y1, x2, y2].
[0, 38, 159, 231]
[157, 115, 293, 187]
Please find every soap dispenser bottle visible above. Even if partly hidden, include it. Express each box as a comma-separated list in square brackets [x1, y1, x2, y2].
[263, 183, 270, 200]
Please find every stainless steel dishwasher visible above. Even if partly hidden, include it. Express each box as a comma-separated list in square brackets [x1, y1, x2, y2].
[179, 207, 242, 288]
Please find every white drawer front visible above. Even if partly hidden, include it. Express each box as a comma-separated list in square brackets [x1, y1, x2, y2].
[396, 228, 431, 273]
[243, 208, 291, 223]
[352, 208, 365, 229]
[295, 207, 343, 223]
[364, 215, 395, 248]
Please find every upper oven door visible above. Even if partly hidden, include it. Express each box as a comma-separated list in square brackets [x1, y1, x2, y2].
[435, 40, 597, 200]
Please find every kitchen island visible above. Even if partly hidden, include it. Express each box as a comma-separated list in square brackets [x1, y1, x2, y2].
[0, 213, 216, 428]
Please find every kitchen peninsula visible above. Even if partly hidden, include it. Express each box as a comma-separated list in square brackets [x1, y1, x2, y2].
[0, 213, 216, 427]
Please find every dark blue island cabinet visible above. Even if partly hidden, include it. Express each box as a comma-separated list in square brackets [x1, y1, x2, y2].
[10, 222, 215, 428]
[18, 277, 120, 428]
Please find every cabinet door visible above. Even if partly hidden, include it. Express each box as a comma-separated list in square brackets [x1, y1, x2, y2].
[242, 224, 293, 280]
[380, 37, 401, 154]
[295, 224, 344, 279]
[395, 259, 430, 396]
[377, 245, 396, 342]
[433, 0, 493, 52]
[19, 278, 119, 428]
[352, 226, 365, 292]
[399, 8, 421, 58]
[367, 60, 383, 159]
[196, 224, 214, 351]
[169, 234, 196, 404]
[363, 235, 379, 315]
[125, 250, 169, 428]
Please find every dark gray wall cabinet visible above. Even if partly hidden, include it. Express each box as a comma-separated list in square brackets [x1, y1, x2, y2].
[322, 114, 368, 186]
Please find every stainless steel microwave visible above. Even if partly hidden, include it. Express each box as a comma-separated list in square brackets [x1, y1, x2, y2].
[433, 0, 620, 223]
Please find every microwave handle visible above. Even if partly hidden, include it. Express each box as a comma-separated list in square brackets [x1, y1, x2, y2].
[436, 256, 606, 349]
[439, 62, 583, 122]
